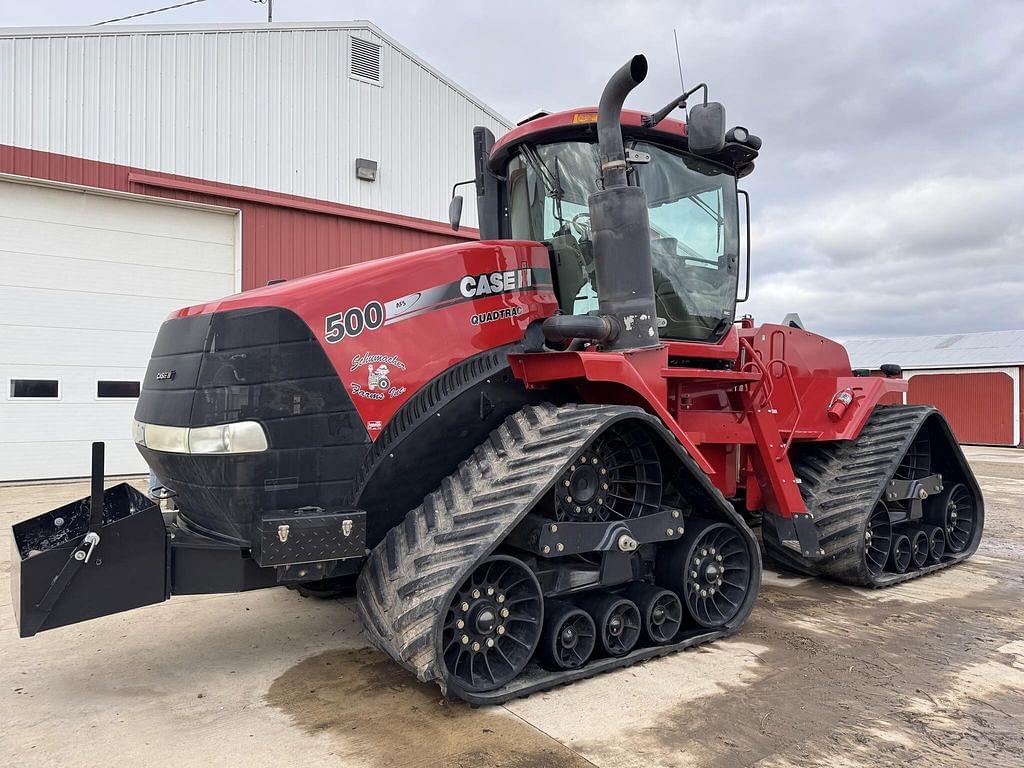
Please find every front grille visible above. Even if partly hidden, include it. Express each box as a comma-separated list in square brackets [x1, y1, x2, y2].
[136, 306, 369, 544]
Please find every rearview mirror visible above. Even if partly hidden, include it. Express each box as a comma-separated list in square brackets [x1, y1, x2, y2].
[687, 102, 727, 155]
[449, 195, 464, 231]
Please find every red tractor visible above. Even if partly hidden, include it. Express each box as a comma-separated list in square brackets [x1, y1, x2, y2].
[11, 55, 983, 705]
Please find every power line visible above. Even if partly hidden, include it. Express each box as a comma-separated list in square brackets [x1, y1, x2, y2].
[93, 0, 209, 26]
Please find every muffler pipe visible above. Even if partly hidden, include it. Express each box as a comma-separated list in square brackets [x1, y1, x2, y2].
[541, 314, 619, 345]
[589, 54, 659, 351]
[597, 54, 649, 189]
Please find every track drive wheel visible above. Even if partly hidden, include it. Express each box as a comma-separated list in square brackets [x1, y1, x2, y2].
[440, 555, 543, 693]
[926, 482, 978, 554]
[657, 518, 755, 629]
[536, 600, 597, 671]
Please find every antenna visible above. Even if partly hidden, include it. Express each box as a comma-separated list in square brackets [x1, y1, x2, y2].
[673, 29, 686, 116]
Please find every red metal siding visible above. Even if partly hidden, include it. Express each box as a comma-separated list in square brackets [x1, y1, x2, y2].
[908, 371, 1015, 446]
[0, 144, 476, 291]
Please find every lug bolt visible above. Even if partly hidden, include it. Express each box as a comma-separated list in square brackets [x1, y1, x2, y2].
[716, 555, 723, 562]
[601, 468, 607, 475]
[592, 457, 599, 464]
[709, 588, 716, 596]
[672, 510, 680, 518]
[456, 619, 465, 629]
[556, 543, 564, 552]
[602, 482, 609, 490]
[472, 589, 481, 599]
[587, 506, 593, 514]
[700, 589, 708, 597]
[462, 635, 470, 645]
[691, 571, 699, 579]
[666, 528, 674, 536]
[677, 526, 685, 535]
[497, 594, 505, 603]
[564, 480, 571, 487]
[570, 465, 576, 471]
[543, 545, 551, 554]
[501, 608, 509, 618]
[550, 524, 558, 533]
[694, 557, 701, 566]
[566, 496, 573, 503]
[575, 506, 582, 514]
[472, 642, 481, 652]
[710, 548, 716, 555]
[701, 548, 708, 556]
[597, 497, 604, 504]
[497, 626, 506, 635]
[461, 601, 470, 612]
[486, 638, 495, 648]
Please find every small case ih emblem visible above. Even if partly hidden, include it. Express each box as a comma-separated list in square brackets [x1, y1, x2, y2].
[277, 524, 290, 543]
[342, 519, 353, 537]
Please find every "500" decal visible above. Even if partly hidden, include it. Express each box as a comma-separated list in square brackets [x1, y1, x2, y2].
[324, 301, 384, 343]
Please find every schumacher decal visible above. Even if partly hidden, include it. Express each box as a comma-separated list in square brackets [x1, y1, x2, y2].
[323, 268, 551, 343]
[350, 353, 408, 401]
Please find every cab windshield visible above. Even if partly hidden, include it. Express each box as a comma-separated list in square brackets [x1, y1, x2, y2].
[505, 140, 739, 343]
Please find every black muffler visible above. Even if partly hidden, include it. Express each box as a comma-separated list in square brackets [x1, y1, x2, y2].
[589, 54, 660, 351]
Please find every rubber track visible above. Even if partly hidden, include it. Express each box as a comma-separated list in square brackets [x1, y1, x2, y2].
[762, 404, 980, 587]
[356, 403, 642, 695]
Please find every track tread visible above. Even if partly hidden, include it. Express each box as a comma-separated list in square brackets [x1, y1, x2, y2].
[356, 403, 638, 687]
[762, 404, 980, 587]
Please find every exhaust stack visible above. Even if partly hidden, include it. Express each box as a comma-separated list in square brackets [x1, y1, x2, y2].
[589, 54, 659, 350]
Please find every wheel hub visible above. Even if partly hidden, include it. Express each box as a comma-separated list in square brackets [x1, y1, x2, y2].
[559, 624, 578, 649]
[556, 451, 608, 522]
[472, 603, 498, 635]
[607, 614, 624, 637]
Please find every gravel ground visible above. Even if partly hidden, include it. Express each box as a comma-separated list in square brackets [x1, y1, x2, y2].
[1, 446, 1021, 767]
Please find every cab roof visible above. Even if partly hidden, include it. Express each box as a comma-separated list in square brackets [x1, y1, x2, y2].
[489, 108, 688, 169]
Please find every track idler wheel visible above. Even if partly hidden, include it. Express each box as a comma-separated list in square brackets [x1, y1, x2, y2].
[909, 528, 929, 569]
[536, 600, 597, 671]
[657, 518, 755, 629]
[626, 583, 683, 645]
[920, 524, 946, 563]
[926, 482, 978, 554]
[440, 555, 543, 693]
[863, 503, 893, 578]
[579, 593, 641, 657]
[889, 533, 912, 573]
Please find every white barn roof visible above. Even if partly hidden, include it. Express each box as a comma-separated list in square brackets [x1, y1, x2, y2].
[843, 329, 1024, 370]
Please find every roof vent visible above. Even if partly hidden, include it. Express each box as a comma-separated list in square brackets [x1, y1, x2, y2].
[350, 37, 382, 85]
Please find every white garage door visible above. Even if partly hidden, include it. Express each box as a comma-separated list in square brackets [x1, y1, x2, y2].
[0, 176, 239, 481]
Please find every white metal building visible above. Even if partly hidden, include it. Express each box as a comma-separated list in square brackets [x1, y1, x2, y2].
[0, 22, 511, 481]
[845, 330, 1024, 447]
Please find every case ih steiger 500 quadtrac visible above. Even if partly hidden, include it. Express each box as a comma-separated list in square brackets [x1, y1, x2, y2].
[11, 55, 983, 704]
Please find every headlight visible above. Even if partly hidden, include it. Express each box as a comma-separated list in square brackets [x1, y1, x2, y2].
[131, 419, 268, 454]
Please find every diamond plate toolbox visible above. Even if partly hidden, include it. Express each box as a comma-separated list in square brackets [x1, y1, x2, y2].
[251, 507, 366, 567]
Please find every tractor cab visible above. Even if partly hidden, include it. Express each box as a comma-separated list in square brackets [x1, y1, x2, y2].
[458, 100, 761, 345]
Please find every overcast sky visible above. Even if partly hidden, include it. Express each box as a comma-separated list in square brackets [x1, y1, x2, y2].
[4, 1, 1023, 339]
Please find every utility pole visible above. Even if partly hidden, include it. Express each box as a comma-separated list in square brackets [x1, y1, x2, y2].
[251, 0, 272, 22]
